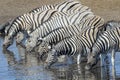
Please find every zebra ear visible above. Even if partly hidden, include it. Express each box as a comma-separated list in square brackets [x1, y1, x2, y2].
[36, 37, 43, 46]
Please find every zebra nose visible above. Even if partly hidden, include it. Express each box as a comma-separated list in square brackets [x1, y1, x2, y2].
[3, 43, 9, 49]
[3, 43, 6, 46]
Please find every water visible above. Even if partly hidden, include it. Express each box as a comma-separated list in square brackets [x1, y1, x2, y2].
[0, 37, 120, 80]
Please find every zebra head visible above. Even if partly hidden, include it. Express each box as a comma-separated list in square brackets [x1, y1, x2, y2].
[3, 34, 14, 49]
[37, 38, 52, 59]
[25, 36, 38, 52]
[0, 18, 13, 35]
[15, 32, 24, 44]
[85, 49, 99, 70]
[44, 49, 58, 69]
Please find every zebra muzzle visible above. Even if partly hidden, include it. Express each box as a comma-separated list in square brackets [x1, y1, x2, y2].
[3, 42, 11, 49]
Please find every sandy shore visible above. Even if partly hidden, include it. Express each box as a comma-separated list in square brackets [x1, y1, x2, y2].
[0, 0, 120, 23]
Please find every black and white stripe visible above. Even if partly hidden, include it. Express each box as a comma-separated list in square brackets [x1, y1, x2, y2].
[3, 9, 67, 48]
[44, 26, 104, 68]
[37, 15, 104, 51]
[36, 23, 88, 55]
[29, 5, 55, 14]
[25, 11, 103, 52]
[25, 15, 70, 51]
[29, 0, 90, 15]
[85, 27, 120, 70]
[54, 0, 89, 14]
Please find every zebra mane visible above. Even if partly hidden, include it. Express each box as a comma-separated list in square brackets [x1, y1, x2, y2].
[7, 16, 20, 34]
[7, 14, 26, 36]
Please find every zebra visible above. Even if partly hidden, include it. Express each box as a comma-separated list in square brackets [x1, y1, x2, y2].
[25, 12, 102, 52]
[42, 26, 105, 68]
[36, 15, 104, 53]
[85, 27, 120, 70]
[3, 0, 93, 48]
[0, 18, 14, 35]
[3, 9, 68, 48]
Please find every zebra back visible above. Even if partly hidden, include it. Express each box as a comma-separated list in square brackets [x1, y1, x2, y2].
[29, 0, 84, 15]
[54, 0, 81, 13]
[28, 9, 67, 30]
[29, 5, 55, 14]
[68, 10, 94, 24]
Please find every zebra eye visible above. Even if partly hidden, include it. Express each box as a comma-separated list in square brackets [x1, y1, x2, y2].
[93, 55, 96, 58]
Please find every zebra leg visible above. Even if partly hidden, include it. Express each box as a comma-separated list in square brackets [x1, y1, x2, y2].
[111, 49, 115, 67]
[100, 54, 108, 79]
[112, 63, 116, 80]
[77, 54, 81, 64]
[111, 49, 116, 80]
[100, 54, 105, 67]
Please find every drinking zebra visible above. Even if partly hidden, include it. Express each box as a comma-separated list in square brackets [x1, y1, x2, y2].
[3, 9, 68, 48]
[85, 27, 120, 70]
[43, 26, 105, 68]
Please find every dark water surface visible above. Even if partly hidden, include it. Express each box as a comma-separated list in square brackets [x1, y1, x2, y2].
[0, 37, 120, 80]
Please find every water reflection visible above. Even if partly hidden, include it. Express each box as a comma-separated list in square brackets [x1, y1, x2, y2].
[2, 48, 17, 66]
[50, 63, 100, 80]
[0, 38, 120, 80]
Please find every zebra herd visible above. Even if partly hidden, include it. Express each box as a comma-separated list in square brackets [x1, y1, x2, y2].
[0, 0, 119, 69]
